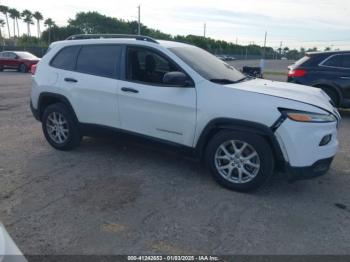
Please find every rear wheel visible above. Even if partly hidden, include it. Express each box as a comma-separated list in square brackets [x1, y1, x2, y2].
[19, 64, 28, 73]
[42, 103, 82, 150]
[205, 131, 274, 192]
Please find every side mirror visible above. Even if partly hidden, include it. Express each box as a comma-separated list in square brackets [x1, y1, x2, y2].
[163, 71, 192, 87]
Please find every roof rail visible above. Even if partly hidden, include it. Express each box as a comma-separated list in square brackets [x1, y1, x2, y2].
[66, 34, 159, 43]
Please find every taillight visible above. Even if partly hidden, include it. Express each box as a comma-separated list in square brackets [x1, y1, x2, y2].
[288, 69, 307, 78]
[31, 64, 37, 75]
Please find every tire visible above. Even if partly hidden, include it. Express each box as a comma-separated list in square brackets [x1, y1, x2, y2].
[321, 88, 339, 107]
[205, 130, 274, 192]
[0, 65, 3, 72]
[19, 64, 28, 73]
[42, 103, 82, 150]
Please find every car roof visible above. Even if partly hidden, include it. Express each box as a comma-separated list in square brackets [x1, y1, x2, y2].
[307, 50, 350, 56]
[50, 37, 193, 49]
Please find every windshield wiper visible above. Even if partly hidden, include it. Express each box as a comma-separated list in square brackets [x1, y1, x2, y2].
[210, 76, 252, 84]
[209, 79, 236, 84]
[235, 76, 252, 83]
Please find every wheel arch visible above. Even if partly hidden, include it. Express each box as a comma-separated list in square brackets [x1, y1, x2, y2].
[38, 92, 78, 123]
[312, 82, 343, 104]
[195, 118, 286, 164]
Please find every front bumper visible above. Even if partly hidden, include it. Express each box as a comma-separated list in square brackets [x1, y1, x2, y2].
[287, 157, 334, 182]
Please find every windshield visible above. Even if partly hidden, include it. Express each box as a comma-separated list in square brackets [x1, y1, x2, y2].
[16, 52, 39, 60]
[169, 46, 246, 84]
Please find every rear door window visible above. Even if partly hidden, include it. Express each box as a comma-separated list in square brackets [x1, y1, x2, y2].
[76, 45, 122, 78]
[51, 45, 80, 71]
[8, 53, 16, 59]
[322, 55, 343, 68]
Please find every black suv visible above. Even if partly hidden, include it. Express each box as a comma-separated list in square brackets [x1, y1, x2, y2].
[287, 51, 350, 108]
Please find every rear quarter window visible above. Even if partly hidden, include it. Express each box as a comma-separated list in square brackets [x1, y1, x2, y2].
[51, 45, 80, 70]
[293, 56, 310, 67]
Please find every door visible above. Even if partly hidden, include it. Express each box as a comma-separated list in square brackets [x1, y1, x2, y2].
[51, 44, 122, 128]
[320, 53, 350, 99]
[118, 46, 197, 147]
[7, 52, 19, 68]
[0, 52, 12, 68]
[339, 54, 350, 99]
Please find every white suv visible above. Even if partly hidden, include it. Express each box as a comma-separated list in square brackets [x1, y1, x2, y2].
[30, 34, 341, 191]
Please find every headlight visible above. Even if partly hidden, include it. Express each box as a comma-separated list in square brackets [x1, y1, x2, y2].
[280, 109, 337, 123]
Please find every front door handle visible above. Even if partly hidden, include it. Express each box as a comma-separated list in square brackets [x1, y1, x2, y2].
[121, 87, 139, 93]
[64, 77, 78, 83]
[340, 76, 350, 80]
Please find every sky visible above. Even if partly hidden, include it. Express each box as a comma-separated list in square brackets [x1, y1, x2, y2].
[1, 0, 350, 50]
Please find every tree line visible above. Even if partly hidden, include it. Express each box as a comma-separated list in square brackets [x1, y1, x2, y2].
[0, 6, 331, 59]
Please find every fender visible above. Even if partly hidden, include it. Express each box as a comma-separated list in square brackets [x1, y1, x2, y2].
[37, 92, 79, 123]
[195, 118, 286, 163]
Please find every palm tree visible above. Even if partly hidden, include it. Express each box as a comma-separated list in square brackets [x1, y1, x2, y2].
[0, 5, 10, 38]
[21, 9, 33, 36]
[8, 8, 20, 37]
[33, 11, 43, 38]
[44, 18, 55, 43]
[0, 19, 5, 40]
[15, 11, 21, 37]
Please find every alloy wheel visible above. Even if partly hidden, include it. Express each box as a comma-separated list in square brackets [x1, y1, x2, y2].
[214, 140, 260, 184]
[46, 112, 69, 144]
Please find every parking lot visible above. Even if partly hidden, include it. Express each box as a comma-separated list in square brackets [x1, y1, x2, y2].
[0, 70, 350, 255]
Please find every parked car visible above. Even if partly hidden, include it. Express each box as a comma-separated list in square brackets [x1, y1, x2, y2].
[288, 51, 350, 108]
[216, 55, 235, 62]
[0, 51, 40, 73]
[242, 66, 263, 78]
[30, 34, 340, 192]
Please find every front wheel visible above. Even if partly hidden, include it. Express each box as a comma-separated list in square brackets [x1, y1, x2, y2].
[205, 131, 274, 192]
[42, 103, 82, 150]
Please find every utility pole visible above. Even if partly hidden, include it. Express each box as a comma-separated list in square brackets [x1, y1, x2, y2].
[203, 23, 206, 38]
[137, 5, 141, 35]
[260, 31, 267, 75]
[279, 41, 283, 58]
[263, 31, 267, 58]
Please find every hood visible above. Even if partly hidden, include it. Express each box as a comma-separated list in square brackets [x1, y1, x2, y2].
[228, 78, 335, 113]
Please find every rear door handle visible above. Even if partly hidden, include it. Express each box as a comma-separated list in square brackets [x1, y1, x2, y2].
[121, 87, 139, 93]
[64, 77, 78, 83]
[340, 76, 350, 80]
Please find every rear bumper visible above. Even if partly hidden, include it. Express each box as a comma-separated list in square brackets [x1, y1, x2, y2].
[30, 100, 40, 121]
[286, 157, 334, 182]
